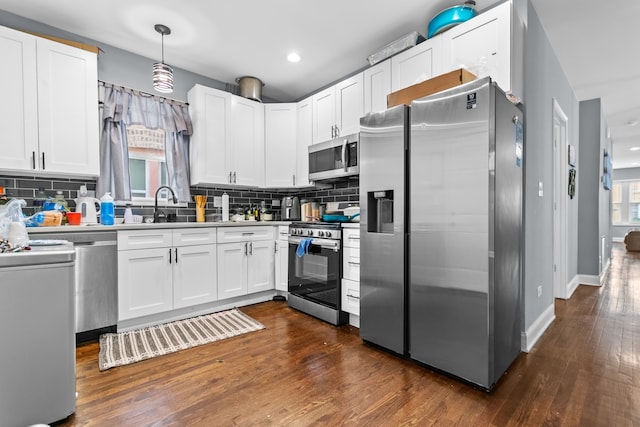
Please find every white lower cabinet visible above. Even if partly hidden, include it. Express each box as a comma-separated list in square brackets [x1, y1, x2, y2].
[217, 227, 275, 300]
[117, 229, 217, 320]
[341, 227, 361, 317]
[274, 226, 289, 292]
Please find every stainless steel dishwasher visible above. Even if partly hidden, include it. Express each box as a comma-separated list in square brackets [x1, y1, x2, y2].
[35, 231, 117, 342]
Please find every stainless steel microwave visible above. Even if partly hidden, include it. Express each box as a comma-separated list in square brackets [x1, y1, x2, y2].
[308, 133, 359, 181]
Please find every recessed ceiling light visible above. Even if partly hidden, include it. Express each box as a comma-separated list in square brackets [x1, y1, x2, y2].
[287, 52, 301, 63]
[630, 147, 640, 151]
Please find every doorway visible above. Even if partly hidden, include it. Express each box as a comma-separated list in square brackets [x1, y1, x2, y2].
[552, 99, 569, 299]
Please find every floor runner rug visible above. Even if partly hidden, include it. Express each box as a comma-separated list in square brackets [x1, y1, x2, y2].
[99, 308, 265, 370]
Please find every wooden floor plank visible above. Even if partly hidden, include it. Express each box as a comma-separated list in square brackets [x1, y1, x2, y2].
[54, 243, 640, 426]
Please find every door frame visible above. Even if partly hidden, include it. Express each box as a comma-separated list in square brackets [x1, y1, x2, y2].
[552, 99, 569, 299]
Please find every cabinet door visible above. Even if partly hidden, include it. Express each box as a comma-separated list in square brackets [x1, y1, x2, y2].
[274, 239, 289, 292]
[335, 72, 364, 137]
[247, 240, 275, 293]
[230, 96, 265, 187]
[391, 36, 442, 91]
[217, 242, 248, 299]
[341, 278, 360, 316]
[118, 248, 173, 320]
[312, 86, 336, 144]
[364, 60, 392, 115]
[441, 1, 512, 93]
[36, 38, 99, 176]
[295, 96, 312, 187]
[173, 244, 217, 308]
[265, 103, 297, 187]
[0, 26, 38, 172]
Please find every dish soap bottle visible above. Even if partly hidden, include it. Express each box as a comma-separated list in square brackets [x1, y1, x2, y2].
[100, 192, 115, 225]
[52, 190, 69, 224]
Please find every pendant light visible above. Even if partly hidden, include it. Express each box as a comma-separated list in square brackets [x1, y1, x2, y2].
[152, 24, 174, 93]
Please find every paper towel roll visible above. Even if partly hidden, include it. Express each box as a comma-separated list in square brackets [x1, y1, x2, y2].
[222, 193, 229, 222]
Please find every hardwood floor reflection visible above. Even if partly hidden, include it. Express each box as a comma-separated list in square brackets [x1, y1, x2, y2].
[57, 243, 639, 426]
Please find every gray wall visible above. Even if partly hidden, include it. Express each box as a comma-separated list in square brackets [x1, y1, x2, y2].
[521, 2, 581, 331]
[612, 167, 640, 239]
[577, 100, 612, 275]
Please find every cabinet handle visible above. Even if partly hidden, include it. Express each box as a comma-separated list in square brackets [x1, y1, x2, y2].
[174, 247, 178, 263]
[228, 172, 232, 184]
[242, 232, 255, 236]
[348, 236, 360, 240]
[335, 125, 340, 137]
[169, 248, 172, 264]
[249, 242, 253, 255]
[331, 125, 334, 138]
[233, 171, 237, 184]
[346, 294, 360, 299]
[244, 242, 248, 256]
[274, 241, 278, 253]
[293, 174, 296, 187]
[32, 151, 36, 169]
[348, 261, 360, 265]
[41, 152, 46, 170]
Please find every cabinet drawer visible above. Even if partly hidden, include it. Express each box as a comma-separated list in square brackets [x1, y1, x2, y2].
[342, 228, 360, 248]
[118, 229, 172, 250]
[278, 225, 289, 241]
[173, 228, 217, 246]
[217, 226, 274, 243]
[342, 246, 360, 281]
[341, 278, 360, 316]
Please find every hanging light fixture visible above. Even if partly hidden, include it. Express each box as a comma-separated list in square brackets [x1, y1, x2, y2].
[152, 24, 174, 93]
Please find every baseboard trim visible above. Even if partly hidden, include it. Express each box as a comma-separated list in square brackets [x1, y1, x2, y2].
[567, 275, 580, 298]
[521, 303, 555, 353]
[578, 274, 601, 286]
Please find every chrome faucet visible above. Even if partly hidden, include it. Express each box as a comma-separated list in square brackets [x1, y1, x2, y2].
[153, 185, 178, 223]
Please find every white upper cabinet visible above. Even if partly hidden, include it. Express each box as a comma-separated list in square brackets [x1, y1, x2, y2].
[312, 72, 364, 143]
[391, 36, 442, 92]
[441, 0, 523, 101]
[188, 85, 231, 186]
[295, 96, 312, 187]
[265, 103, 297, 188]
[188, 85, 265, 187]
[364, 60, 392, 115]
[0, 25, 99, 177]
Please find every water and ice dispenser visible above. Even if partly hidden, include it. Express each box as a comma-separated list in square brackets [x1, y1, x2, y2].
[367, 190, 394, 234]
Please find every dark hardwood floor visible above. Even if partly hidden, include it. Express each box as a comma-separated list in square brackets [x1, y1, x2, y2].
[57, 243, 639, 426]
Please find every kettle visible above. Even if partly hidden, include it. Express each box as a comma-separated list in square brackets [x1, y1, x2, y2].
[74, 196, 100, 224]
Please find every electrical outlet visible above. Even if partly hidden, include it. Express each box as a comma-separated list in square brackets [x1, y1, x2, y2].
[538, 181, 543, 197]
[537, 285, 542, 298]
[272, 199, 281, 207]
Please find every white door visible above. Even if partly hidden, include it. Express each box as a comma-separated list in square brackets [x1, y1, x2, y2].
[364, 60, 392, 115]
[188, 86, 231, 185]
[217, 242, 248, 299]
[335, 72, 364, 137]
[275, 239, 289, 292]
[36, 38, 99, 176]
[552, 99, 569, 299]
[0, 26, 38, 172]
[391, 36, 442, 91]
[230, 96, 265, 186]
[118, 248, 173, 320]
[173, 244, 217, 308]
[296, 97, 313, 186]
[265, 103, 297, 187]
[247, 240, 275, 293]
[312, 87, 336, 143]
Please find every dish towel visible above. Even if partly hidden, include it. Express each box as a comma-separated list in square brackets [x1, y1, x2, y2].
[296, 238, 313, 257]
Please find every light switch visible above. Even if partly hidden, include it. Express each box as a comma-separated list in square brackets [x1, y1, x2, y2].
[538, 181, 543, 197]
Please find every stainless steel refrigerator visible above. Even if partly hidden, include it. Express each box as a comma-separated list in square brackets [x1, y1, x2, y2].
[360, 77, 523, 390]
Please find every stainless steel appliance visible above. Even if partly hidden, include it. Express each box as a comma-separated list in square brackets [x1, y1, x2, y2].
[0, 243, 76, 426]
[281, 196, 301, 221]
[288, 222, 348, 325]
[35, 231, 118, 342]
[359, 77, 523, 390]
[308, 133, 359, 181]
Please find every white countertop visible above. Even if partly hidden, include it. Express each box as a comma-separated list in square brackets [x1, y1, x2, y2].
[28, 221, 291, 234]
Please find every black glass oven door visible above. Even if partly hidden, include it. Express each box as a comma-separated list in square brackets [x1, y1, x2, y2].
[288, 240, 341, 308]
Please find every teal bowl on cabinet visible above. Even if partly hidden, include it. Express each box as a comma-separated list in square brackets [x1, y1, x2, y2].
[427, 2, 477, 39]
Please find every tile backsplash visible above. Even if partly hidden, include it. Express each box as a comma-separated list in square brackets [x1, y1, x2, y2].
[0, 174, 359, 222]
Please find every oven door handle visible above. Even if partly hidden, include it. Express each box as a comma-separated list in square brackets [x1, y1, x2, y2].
[288, 237, 340, 251]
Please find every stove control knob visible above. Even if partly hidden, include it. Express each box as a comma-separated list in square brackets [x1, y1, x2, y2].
[291, 229, 297, 235]
[325, 231, 332, 238]
[318, 231, 324, 237]
[307, 230, 314, 236]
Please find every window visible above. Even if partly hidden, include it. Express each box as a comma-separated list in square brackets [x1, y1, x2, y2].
[126, 125, 169, 201]
[612, 180, 640, 225]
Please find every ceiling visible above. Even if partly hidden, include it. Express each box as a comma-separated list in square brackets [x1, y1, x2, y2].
[1, 0, 639, 168]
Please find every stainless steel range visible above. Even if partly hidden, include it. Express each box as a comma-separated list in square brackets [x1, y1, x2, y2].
[287, 222, 348, 326]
